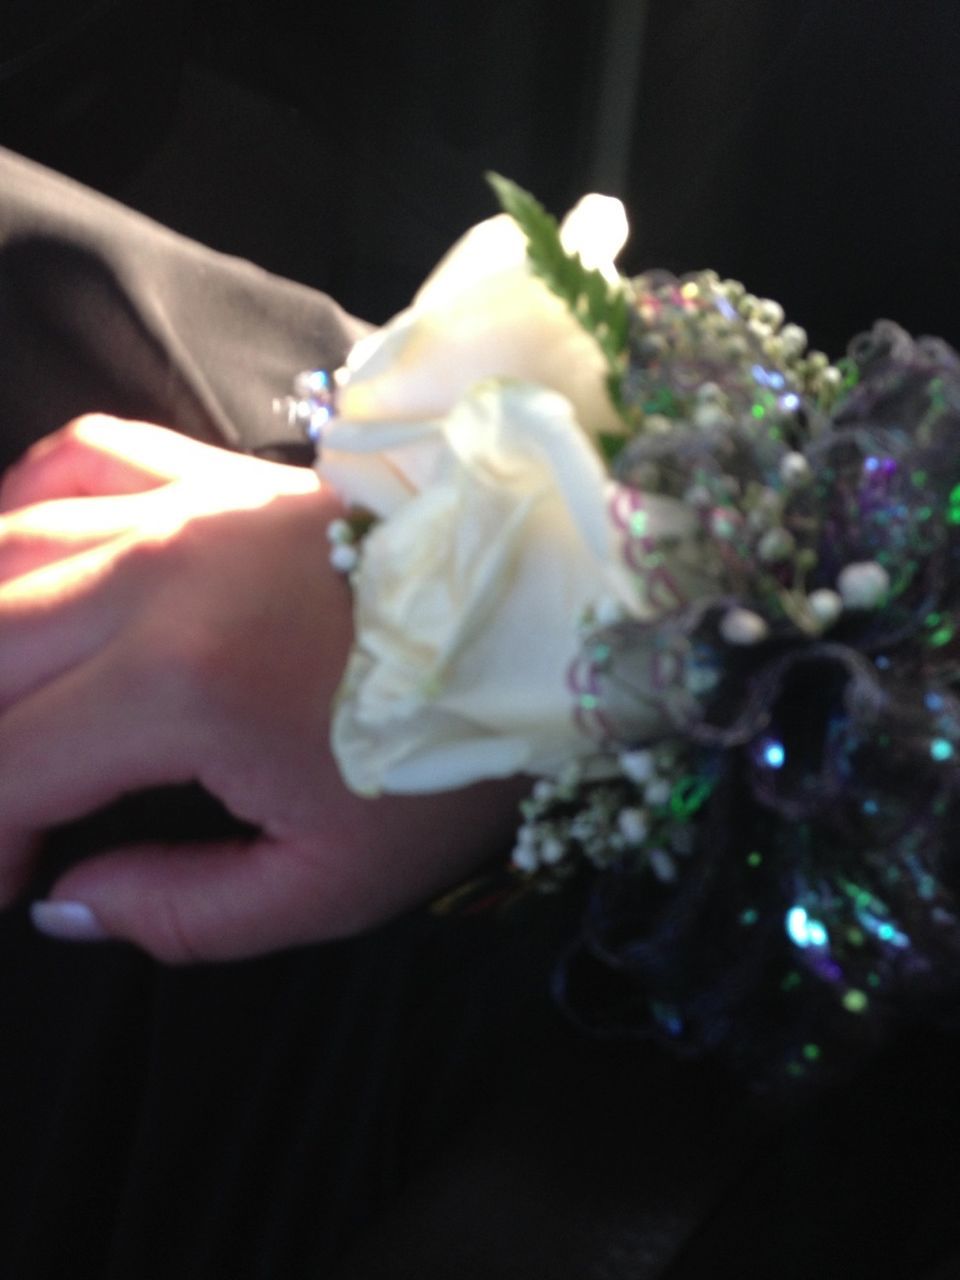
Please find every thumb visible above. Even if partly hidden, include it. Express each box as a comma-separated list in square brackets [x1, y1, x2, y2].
[29, 835, 364, 964]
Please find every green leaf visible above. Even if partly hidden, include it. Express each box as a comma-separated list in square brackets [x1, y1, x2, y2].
[487, 172, 630, 396]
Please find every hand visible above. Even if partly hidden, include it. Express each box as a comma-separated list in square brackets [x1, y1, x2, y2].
[0, 416, 521, 962]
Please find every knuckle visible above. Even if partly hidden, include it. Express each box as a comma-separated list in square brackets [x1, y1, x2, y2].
[112, 531, 178, 592]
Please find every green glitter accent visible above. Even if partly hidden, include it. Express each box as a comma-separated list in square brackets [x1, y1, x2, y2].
[847, 927, 865, 946]
[670, 776, 713, 818]
[487, 173, 630, 389]
[867, 973, 882, 989]
[843, 989, 869, 1014]
[644, 389, 679, 417]
[802, 1043, 821, 1062]
[926, 612, 942, 628]
[786, 1062, 806, 1079]
[650, 1002, 683, 1035]
[740, 908, 759, 926]
[781, 971, 802, 992]
[931, 737, 955, 762]
[948, 483, 960, 525]
[591, 644, 612, 664]
[929, 625, 954, 649]
[751, 404, 765, 420]
[630, 510, 649, 537]
[912, 470, 928, 488]
[837, 357, 860, 391]
[579, 694, 598, 710]
[597, 431, 627, 465]
[747, 851, 763, 868]
[917, 505, 933, 522]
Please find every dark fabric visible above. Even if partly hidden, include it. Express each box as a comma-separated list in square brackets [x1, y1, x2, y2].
[0, 146, 365, 461]
[624, 0, 960, 359]
[2, 146, 960, 1280]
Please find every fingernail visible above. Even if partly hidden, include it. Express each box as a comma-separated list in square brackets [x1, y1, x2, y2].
[30, 900, 110, 943]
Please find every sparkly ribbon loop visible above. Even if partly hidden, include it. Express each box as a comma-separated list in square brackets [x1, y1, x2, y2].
[554, 306, 960, 1091]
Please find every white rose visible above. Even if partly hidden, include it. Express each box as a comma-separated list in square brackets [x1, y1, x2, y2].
[331, 381, 623, 794]
[331, 380, 714, 795]
[320, 196, 719, 795]
[320, 193, 629, 516]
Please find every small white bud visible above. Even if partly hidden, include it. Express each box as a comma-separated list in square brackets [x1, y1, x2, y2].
[720, 607, 770, 646]
[693, 403, 733, 431]
[762, 335, 784, 363]
[540, 835, 567, 866]
[326, 518, 353, 544]
[756, 298, 785, 330]
[779, 323, 808, 359]
[618, 808, 649, 845]
[807, 588, 843, 629]
[649, 849, 678, 883]
[330, 543, 360, 573]
[757, 527, 796, 564]
[837, 561, 890, 610]
[779, 451, 811, 487]
[748, 317, 774, 343]
[644, 778, 672, 807]
[619, 749, 655, 784]
[512, 843, 538, 873]
[696, 381, 725, 404]
[570, 815, 595, 843]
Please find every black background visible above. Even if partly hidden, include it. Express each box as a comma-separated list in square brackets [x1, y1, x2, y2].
[4, 0, 958, 347]
[3, 4, 960, 1277]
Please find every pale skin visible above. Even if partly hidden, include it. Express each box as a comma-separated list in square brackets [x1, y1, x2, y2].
[0, 415, 522, 963]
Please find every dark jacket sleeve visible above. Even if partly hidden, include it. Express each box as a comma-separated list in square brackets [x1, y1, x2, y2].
[0, 145, 366, 469]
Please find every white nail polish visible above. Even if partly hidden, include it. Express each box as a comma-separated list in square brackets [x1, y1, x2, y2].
[30, 900, 110, 943]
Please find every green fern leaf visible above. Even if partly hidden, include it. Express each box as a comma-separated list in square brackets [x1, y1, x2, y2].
[487, 172, 630, 395]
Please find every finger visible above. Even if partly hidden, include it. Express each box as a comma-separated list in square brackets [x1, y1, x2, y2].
[0, 491, 162, 582]
[31, 779, 530, 964]
[30, 836, 335, 963]
[0, 415, 242, 510]
[0, 540, 130, 707]
[0, 643, 199, 898]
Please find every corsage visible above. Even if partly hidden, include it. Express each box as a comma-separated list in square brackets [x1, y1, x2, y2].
[283, 177, 960, 1092]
